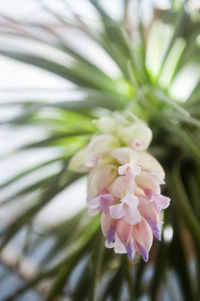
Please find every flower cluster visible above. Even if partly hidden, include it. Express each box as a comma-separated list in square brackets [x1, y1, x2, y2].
[69, 116, 170, 261]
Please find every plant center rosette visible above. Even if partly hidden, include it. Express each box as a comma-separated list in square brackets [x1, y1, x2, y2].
[69, 116, 170, 262]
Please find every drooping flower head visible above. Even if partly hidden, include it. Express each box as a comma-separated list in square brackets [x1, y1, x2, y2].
[69, 115, 170, 262]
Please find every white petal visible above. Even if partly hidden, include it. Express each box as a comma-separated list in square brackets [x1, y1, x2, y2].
[124, 206, 141, 225]
[121, 194, 139, 208]
[87, 196, 100, 209]
[109, 203, 124, 219]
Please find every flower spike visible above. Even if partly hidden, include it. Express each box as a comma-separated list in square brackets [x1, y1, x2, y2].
[69, 116, 171, 261]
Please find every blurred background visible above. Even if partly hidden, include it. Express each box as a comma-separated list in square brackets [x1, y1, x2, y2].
[0, 0, 200, 300]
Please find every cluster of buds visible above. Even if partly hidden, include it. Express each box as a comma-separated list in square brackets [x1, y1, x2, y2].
[69, 116, 170, 261]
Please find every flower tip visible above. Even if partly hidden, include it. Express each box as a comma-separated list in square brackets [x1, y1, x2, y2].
[154, 232, 162, 241]
[126, 242, 135, 259]
[138, 245, 149, 262]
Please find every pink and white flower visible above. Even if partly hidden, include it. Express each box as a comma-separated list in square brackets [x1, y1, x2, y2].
[69, 115, 171, 262]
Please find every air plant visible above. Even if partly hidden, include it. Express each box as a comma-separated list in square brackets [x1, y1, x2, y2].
[0, 0, 200, 300]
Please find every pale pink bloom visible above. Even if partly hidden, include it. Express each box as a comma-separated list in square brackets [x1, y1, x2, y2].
[110, 194, 141, 225]
[87, 188, 113, 216]
[69, 116, 171, 262]
[87, 164, 118, 197]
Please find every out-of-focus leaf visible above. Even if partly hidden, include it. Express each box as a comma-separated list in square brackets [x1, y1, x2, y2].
[0, 168, 82, 249]
[0, 50, 117, 93]
[170, 223, 196, 301]
[167, 164, 200, 250]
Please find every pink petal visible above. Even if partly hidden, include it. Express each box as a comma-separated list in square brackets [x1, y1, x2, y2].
[116, 218, 133, 245]
[144, 188, 153, 199]
[109, 203, 124, 219]
[133, 218, 153, 252]
[138, 195, 158, 223]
